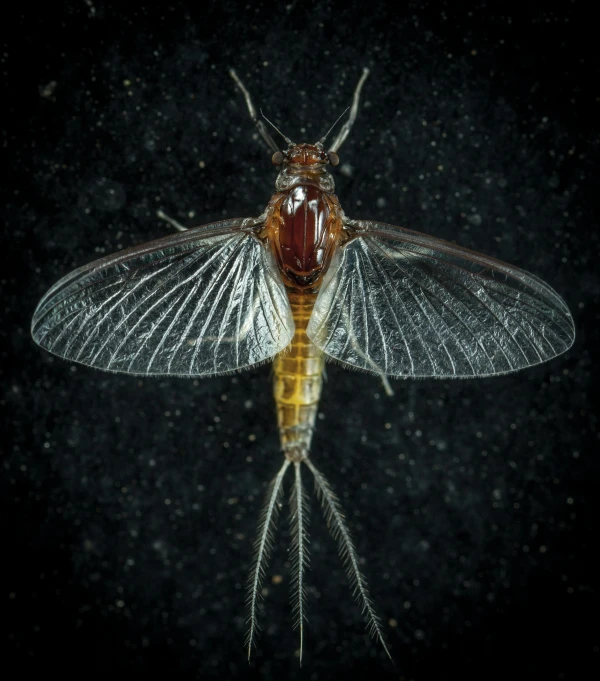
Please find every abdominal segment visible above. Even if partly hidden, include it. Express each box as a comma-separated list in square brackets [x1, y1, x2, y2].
[273, 291, 325, 461]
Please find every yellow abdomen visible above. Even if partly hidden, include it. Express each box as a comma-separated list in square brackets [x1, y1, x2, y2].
[273, 291, 325, 462]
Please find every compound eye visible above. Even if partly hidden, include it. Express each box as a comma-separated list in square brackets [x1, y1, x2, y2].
[272, 151, 284, 165]
[328, 151, 339, 166]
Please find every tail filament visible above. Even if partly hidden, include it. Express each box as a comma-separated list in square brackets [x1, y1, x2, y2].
[289, 460, 310, 664]
[246, 458, 290, 659]
[246, 456, 391, 661]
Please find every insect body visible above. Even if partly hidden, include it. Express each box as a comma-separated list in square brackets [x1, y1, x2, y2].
[31, 68, 575, 662]
[264, 145, 343, 462]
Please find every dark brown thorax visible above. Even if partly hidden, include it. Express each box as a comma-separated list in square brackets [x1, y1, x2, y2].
[262, 143, 343, 290]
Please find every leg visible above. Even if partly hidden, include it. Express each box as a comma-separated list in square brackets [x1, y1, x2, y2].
[328, 68, 370, 154]
[229, 69, 281, 154]
[341, 308, 395, 397]
[156, 209, 188, 232]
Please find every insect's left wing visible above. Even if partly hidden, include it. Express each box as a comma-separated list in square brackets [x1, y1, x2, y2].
[307, 221, 575, 378]
[32, 219, 294, 376]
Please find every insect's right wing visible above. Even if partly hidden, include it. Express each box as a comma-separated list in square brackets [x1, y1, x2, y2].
[32, 219, 294, 376]
[307, 221, 575, 378]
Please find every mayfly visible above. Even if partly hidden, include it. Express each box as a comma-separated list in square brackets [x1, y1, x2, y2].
[31, 68, 575, 661]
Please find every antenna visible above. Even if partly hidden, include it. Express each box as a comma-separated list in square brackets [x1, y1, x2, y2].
[317, 106, 350, 146]
[260, 109, 294, 146]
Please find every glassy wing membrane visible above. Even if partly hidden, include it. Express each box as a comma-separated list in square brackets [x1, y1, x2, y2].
[307, 221, 575, 378]
[32, 219, 294, 376]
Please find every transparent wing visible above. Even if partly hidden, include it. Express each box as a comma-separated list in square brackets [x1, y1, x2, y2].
[307, 221, 575, 378]
[32, 219, 294, 376]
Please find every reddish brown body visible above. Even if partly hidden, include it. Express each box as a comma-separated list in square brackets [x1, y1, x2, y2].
[263, 149, 344, 290]
[266, 186, 341, 288]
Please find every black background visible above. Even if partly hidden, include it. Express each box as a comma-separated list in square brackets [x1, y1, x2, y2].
[2, 2, 598, 679]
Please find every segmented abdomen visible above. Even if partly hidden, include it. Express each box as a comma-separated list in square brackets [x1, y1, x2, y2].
[273, 291, 324, 461]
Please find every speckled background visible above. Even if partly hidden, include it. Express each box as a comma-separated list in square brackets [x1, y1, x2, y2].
[3, 2, 598, 679]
